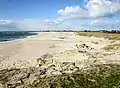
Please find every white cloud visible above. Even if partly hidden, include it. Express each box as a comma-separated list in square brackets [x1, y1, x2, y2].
[0, 19, 50, 31]
[0, 20, 20, 31]
[0, 20, 14, 25]
[0, 19, 88, 31]
[16, 19, 43, 31]
[44, 18, 64, 25]
[57, 6, 88, 19]
[16, 19, 61, 30]
[57, 0, 120, 19]
[86, 0, 120, 18]
[91, 19, 120, 28]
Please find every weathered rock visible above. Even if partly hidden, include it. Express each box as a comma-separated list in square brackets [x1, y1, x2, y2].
[76, 44, 94, 53]
[51, 71, 62, 75]
[38, 68, 47, 75]
[7, 80, 22, 88]
[36, 53, 53, 67]
[40, 53, 53, 60]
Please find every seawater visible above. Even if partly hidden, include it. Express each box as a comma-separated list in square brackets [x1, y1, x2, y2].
[0, 31, 38, 42]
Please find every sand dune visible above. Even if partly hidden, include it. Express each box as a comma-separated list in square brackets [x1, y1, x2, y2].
[0, 32, 117, 69]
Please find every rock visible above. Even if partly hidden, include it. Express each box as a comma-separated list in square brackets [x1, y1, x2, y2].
[76, 44, 94, 53]
[48, 64, 56, 68]
[7, 80, 22, 88]
[16, 72, 30, 79]
[37, 53, 53, 62]
[39, 68, 47, 75]
[42, 53, 53, 59]
[36, 53, 54, 67]
[61, 62, 70, 67]
[51, 71, 62, 75]
[59, 62, 78, 73]
[63, 71, 73, 74]
[15, 85, 24, 88]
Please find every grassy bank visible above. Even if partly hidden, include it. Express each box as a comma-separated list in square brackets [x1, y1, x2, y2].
[103, 44, 120, 51]
[1, 64, 120, 88]
[76, 32, 120, 40]
[30, 64, 120, 88]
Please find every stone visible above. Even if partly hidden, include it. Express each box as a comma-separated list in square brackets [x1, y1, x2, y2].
[29, 74, 37, 85]
[76, 44, 94, 53]
[51, 71, 62, 75]
[37, 53, 53, 66]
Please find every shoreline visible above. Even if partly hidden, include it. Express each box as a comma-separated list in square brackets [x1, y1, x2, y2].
[0, 32, 40, 44]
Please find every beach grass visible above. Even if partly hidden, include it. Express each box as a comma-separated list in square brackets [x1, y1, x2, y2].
[103, 44, 120, 51]
[1, 64, 120, 88]
[29, 64, 120, 88]
[76, 32, 120, 40]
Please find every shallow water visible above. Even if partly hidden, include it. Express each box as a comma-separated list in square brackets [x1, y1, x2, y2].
[0, 31, 38, 42]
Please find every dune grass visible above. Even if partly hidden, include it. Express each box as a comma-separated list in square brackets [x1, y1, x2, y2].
[76, 32, 120, 40]
[1, 64, 120, 88]
[29, 64, 120, 88]
[103, 44, 120, 51]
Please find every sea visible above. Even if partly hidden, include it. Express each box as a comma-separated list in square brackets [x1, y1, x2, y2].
[0, 31, 38, 42]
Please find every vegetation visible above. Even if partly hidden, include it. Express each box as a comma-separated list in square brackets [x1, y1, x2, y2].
[76, 32, 120, 40]
[103, 44, 120, 51]
[29, 64, 120, 88]
[1, 64, 120, 88]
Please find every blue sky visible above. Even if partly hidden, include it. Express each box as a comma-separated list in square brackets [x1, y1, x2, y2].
[0, 0, 84, 19]
[0, 0, 120, 31]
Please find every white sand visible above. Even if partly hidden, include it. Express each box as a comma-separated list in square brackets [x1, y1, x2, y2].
[0, 32, 114, 69]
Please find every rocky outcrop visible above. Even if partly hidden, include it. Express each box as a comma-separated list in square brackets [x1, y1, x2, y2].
[76, 44, 94, 53]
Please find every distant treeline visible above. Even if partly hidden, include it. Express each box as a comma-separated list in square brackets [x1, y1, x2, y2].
[99, 30, 120, 33]
[38, 30, 120, 33]
[38, 30, 80, 32]
[83, 30, 120, 33]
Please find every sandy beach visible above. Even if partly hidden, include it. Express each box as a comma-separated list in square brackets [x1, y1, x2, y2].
[0, 32, 117, 70]
[1, 32, 120, 88]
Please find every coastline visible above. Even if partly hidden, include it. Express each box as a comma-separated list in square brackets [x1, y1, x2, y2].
[0, 32, 39, 44]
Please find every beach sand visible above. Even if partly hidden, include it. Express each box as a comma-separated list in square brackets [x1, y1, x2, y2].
[0, 32, 118, 69]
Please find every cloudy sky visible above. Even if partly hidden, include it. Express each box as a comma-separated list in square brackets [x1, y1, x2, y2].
[0, 0, 120, 31]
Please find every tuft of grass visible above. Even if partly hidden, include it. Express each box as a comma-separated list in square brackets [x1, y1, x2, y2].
[30, 64, 120, 88]
[1, 64, 120, 88]
[103, 44, 120, 51]
[76, 32, 120, 40]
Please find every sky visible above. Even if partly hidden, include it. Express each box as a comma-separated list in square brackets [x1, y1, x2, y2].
[0, 0, 120, 31]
